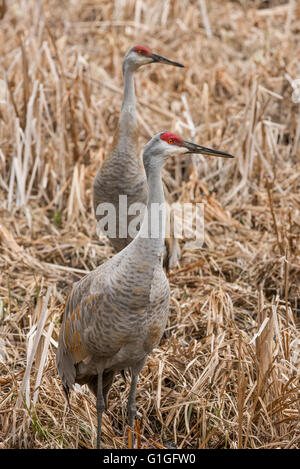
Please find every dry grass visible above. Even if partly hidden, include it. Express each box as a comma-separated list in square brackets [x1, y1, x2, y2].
[0, 0, 299, 449]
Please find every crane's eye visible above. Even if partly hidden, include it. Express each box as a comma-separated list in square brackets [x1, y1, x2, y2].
[168, 138, 174, 144]
[137, 49, 143, 55]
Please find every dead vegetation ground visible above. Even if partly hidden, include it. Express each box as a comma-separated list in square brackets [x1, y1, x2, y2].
[0, 0, 299, 449]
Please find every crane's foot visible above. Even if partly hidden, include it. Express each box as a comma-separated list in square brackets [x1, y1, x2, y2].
[126, 363, 144, 449]
[128, 424, 134, 449]
[63, 384, 72, 410]
[96, 401, 105, 449]
[127, 400, 137, 448]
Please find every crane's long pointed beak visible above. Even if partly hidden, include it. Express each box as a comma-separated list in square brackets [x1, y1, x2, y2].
[151, 53, 184, 68]
[182, 141, 234, 158]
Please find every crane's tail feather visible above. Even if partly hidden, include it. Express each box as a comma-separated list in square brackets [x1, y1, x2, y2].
[56, 338, 76, 402]
[63, 383, 72, 410]
[120, 369, 127, 382]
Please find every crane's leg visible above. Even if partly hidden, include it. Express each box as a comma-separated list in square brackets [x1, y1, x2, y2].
[165, 236, 180, 270]
[127, 371, 138, 432]
[87, 370, 115, 410]
[96, 371, 105, 449]
[127, 360, 145, 448]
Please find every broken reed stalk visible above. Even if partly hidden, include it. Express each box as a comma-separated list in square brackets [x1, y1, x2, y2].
[45, 24, 80, 164]
[18, 35, 29, 132]
[266, 178, 284, 255]
[283, 248, 290, 362]
[266, 176, 292, 361]
[237, 335, 245, 449]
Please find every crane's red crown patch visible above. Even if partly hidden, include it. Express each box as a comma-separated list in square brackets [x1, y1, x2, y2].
[133, 45, 152, 56]
[160, 132, 183, 146]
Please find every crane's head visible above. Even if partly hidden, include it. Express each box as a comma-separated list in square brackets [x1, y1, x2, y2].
[123, 45, 184, 73]
[143, 132, 234, 172]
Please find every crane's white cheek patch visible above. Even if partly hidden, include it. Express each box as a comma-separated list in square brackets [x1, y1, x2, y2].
[166, 146, 187, 157]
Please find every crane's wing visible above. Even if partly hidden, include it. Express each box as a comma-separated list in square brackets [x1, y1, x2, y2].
[56, 273, 93, 392]
[56, 257, 126, 392]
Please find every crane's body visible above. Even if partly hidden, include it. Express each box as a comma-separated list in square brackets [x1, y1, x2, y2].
[57, 132, 234, 449]
[56, 231, 169, 390]
[93, 46, 183, 253]
[93, 71, 147, 251]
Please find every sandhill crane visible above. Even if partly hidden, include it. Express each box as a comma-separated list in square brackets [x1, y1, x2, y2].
[93, 45, 184, 256]
[56, 131, 234, 449]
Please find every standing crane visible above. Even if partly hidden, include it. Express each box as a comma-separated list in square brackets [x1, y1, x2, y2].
[93, 45, 184, 254]
[56, 132, 234, 449]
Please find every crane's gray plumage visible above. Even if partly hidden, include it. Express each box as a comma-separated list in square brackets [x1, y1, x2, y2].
[57, 132, 234, 448]
[93, 46, 184, 253]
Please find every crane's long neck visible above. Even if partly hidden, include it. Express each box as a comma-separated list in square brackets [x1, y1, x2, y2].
[111, 159, 166, 312]
[120, 66, 136, 128]
[134, 159, 165, 256]
[93, 65, 139, 215]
